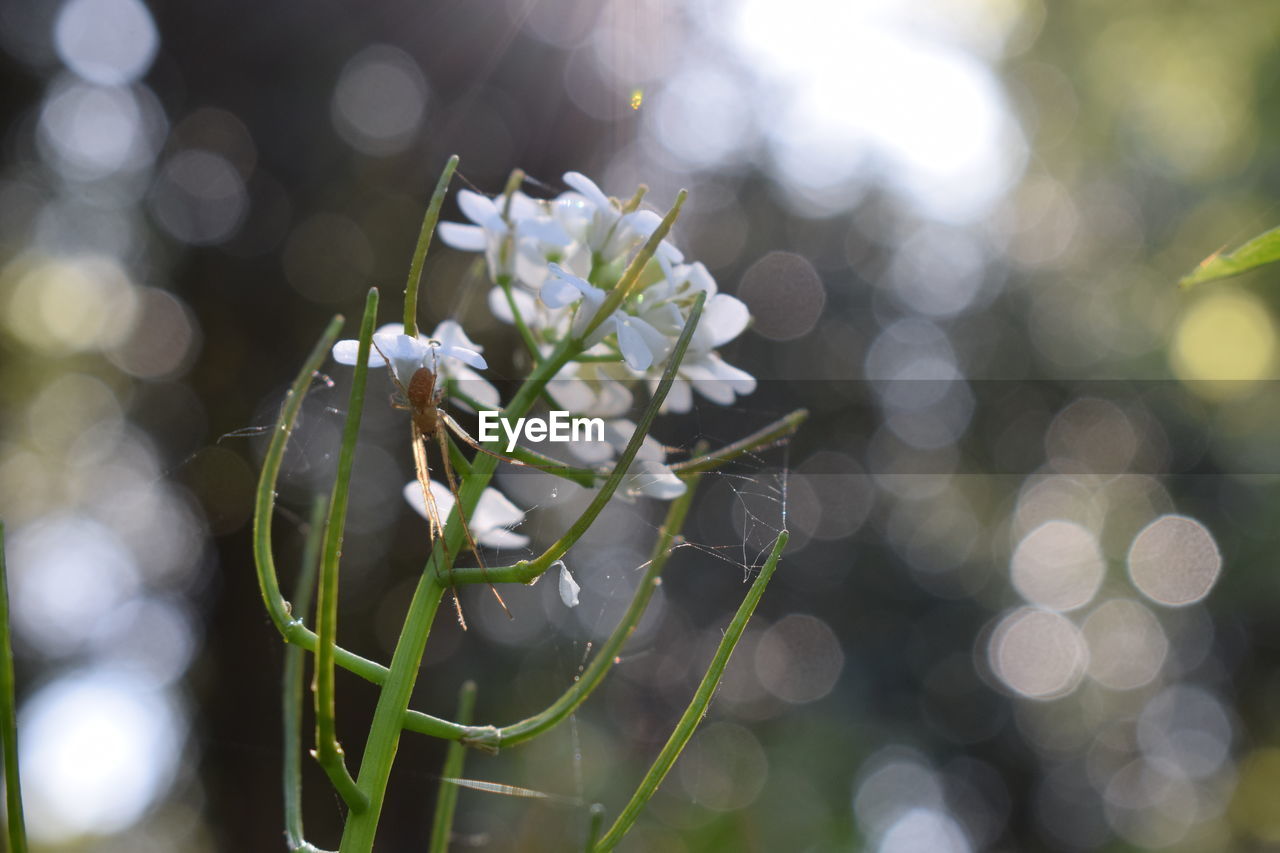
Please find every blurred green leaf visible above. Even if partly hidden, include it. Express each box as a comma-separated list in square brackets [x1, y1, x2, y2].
[1181, 224, 1280, 288]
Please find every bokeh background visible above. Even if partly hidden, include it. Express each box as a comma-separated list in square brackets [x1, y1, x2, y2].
[3, 0, 1280, 850]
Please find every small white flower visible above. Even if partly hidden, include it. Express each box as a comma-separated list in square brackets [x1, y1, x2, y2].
[655, 349, 757, 414]
[441, 189, 573, 284]
[555, 560, 580, 607]
[556, 172, 682, 264]
[402, 479, 529, 549]
[332, 322, 495, 406]
[541, 264, 670, 371]
[565, 417, 666, 465]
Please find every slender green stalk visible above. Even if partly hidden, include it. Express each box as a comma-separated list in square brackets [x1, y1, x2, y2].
[338, 571, 445, 853]
[593, 531, 789, 851]
[428, 681, 477, 853]
[497, 276, 542, 363]
[339, 335, 585, 852]
[255, 314, 345, 641]
[285, 497, 328, 853]
[584, 803, 606, 852]
[671, 409, 809, 475]
[442, 391, 598, 489]
[0, 522, 28, 853]
[620, 185, 647, 214]
[462, 470, 702, 750]
[471, 292, 705, 585]
[404, 155, 460, 337]
[582, 190, 687, 339]
[315, 289, 379, 812]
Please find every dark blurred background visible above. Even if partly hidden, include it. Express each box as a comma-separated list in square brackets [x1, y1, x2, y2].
[5, 0, 1280, 850]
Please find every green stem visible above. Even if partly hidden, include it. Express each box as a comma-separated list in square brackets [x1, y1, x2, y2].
[464, 470, 702, 750]
[0, 522, 28, 853]
[255, 314, 345, 641]
[315, 289, 379, 812]
[497, 276, 542, 364]
[593, 531, 790, 851]
[489, 292, 705, 584]
[285, 497, 328, 852]
[404, 155, 460, 337]
[584, 803, 606, 852]
[428, 682, 477, 853]
[339, 335, 585, 852]
[670, 409, 809, 475]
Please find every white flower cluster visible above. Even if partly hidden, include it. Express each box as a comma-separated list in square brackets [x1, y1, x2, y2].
[331, 172, 758, 608]
[439, 172, 756, 416]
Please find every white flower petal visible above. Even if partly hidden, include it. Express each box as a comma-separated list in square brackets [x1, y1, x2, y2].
[332, 339, 387, 367]
[436, 342, 487, 371]
[518, 216, 572, 247]
[457, 189, 507, 233]
[474, 486, 526, 533]
[626, 460, 686, 500]
[431, 319, 484, 354]
[699, 294, 751, 348]
[557, 561, 580, 608]
[403, 481, 529, 548]
[683, 262, 717, 295]
[476, 526, 530, 549]
[488, 285, 539, 325]
[404, 479, 455, 523]
[615, 316, 655, 371]
[709, 354, 757, 395]
[563, 172, 612, 213]
[438, 222, 489, 252]
[541, 276, 583, 309]
[659, 379, 694, 414]
[450, 365, 501, 410]
[603, 419, 665, 461]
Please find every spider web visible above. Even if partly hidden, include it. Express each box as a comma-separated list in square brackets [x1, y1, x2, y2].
[439, 394, 795, 841]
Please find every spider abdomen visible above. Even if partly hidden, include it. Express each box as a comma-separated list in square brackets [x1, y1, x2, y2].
[407, 367, 440, 434]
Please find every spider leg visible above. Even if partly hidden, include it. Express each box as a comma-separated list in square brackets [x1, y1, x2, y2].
[412, 421, 467, 630]
[371, 338, 412, 401]
[440, 410, 539, 469]
[436, 423, 513, 619]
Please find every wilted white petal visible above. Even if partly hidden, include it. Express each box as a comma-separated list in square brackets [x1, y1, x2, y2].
[556, 560, 580, 607]
[626, 460, 686, 500]
[438, 222, 488, 251]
